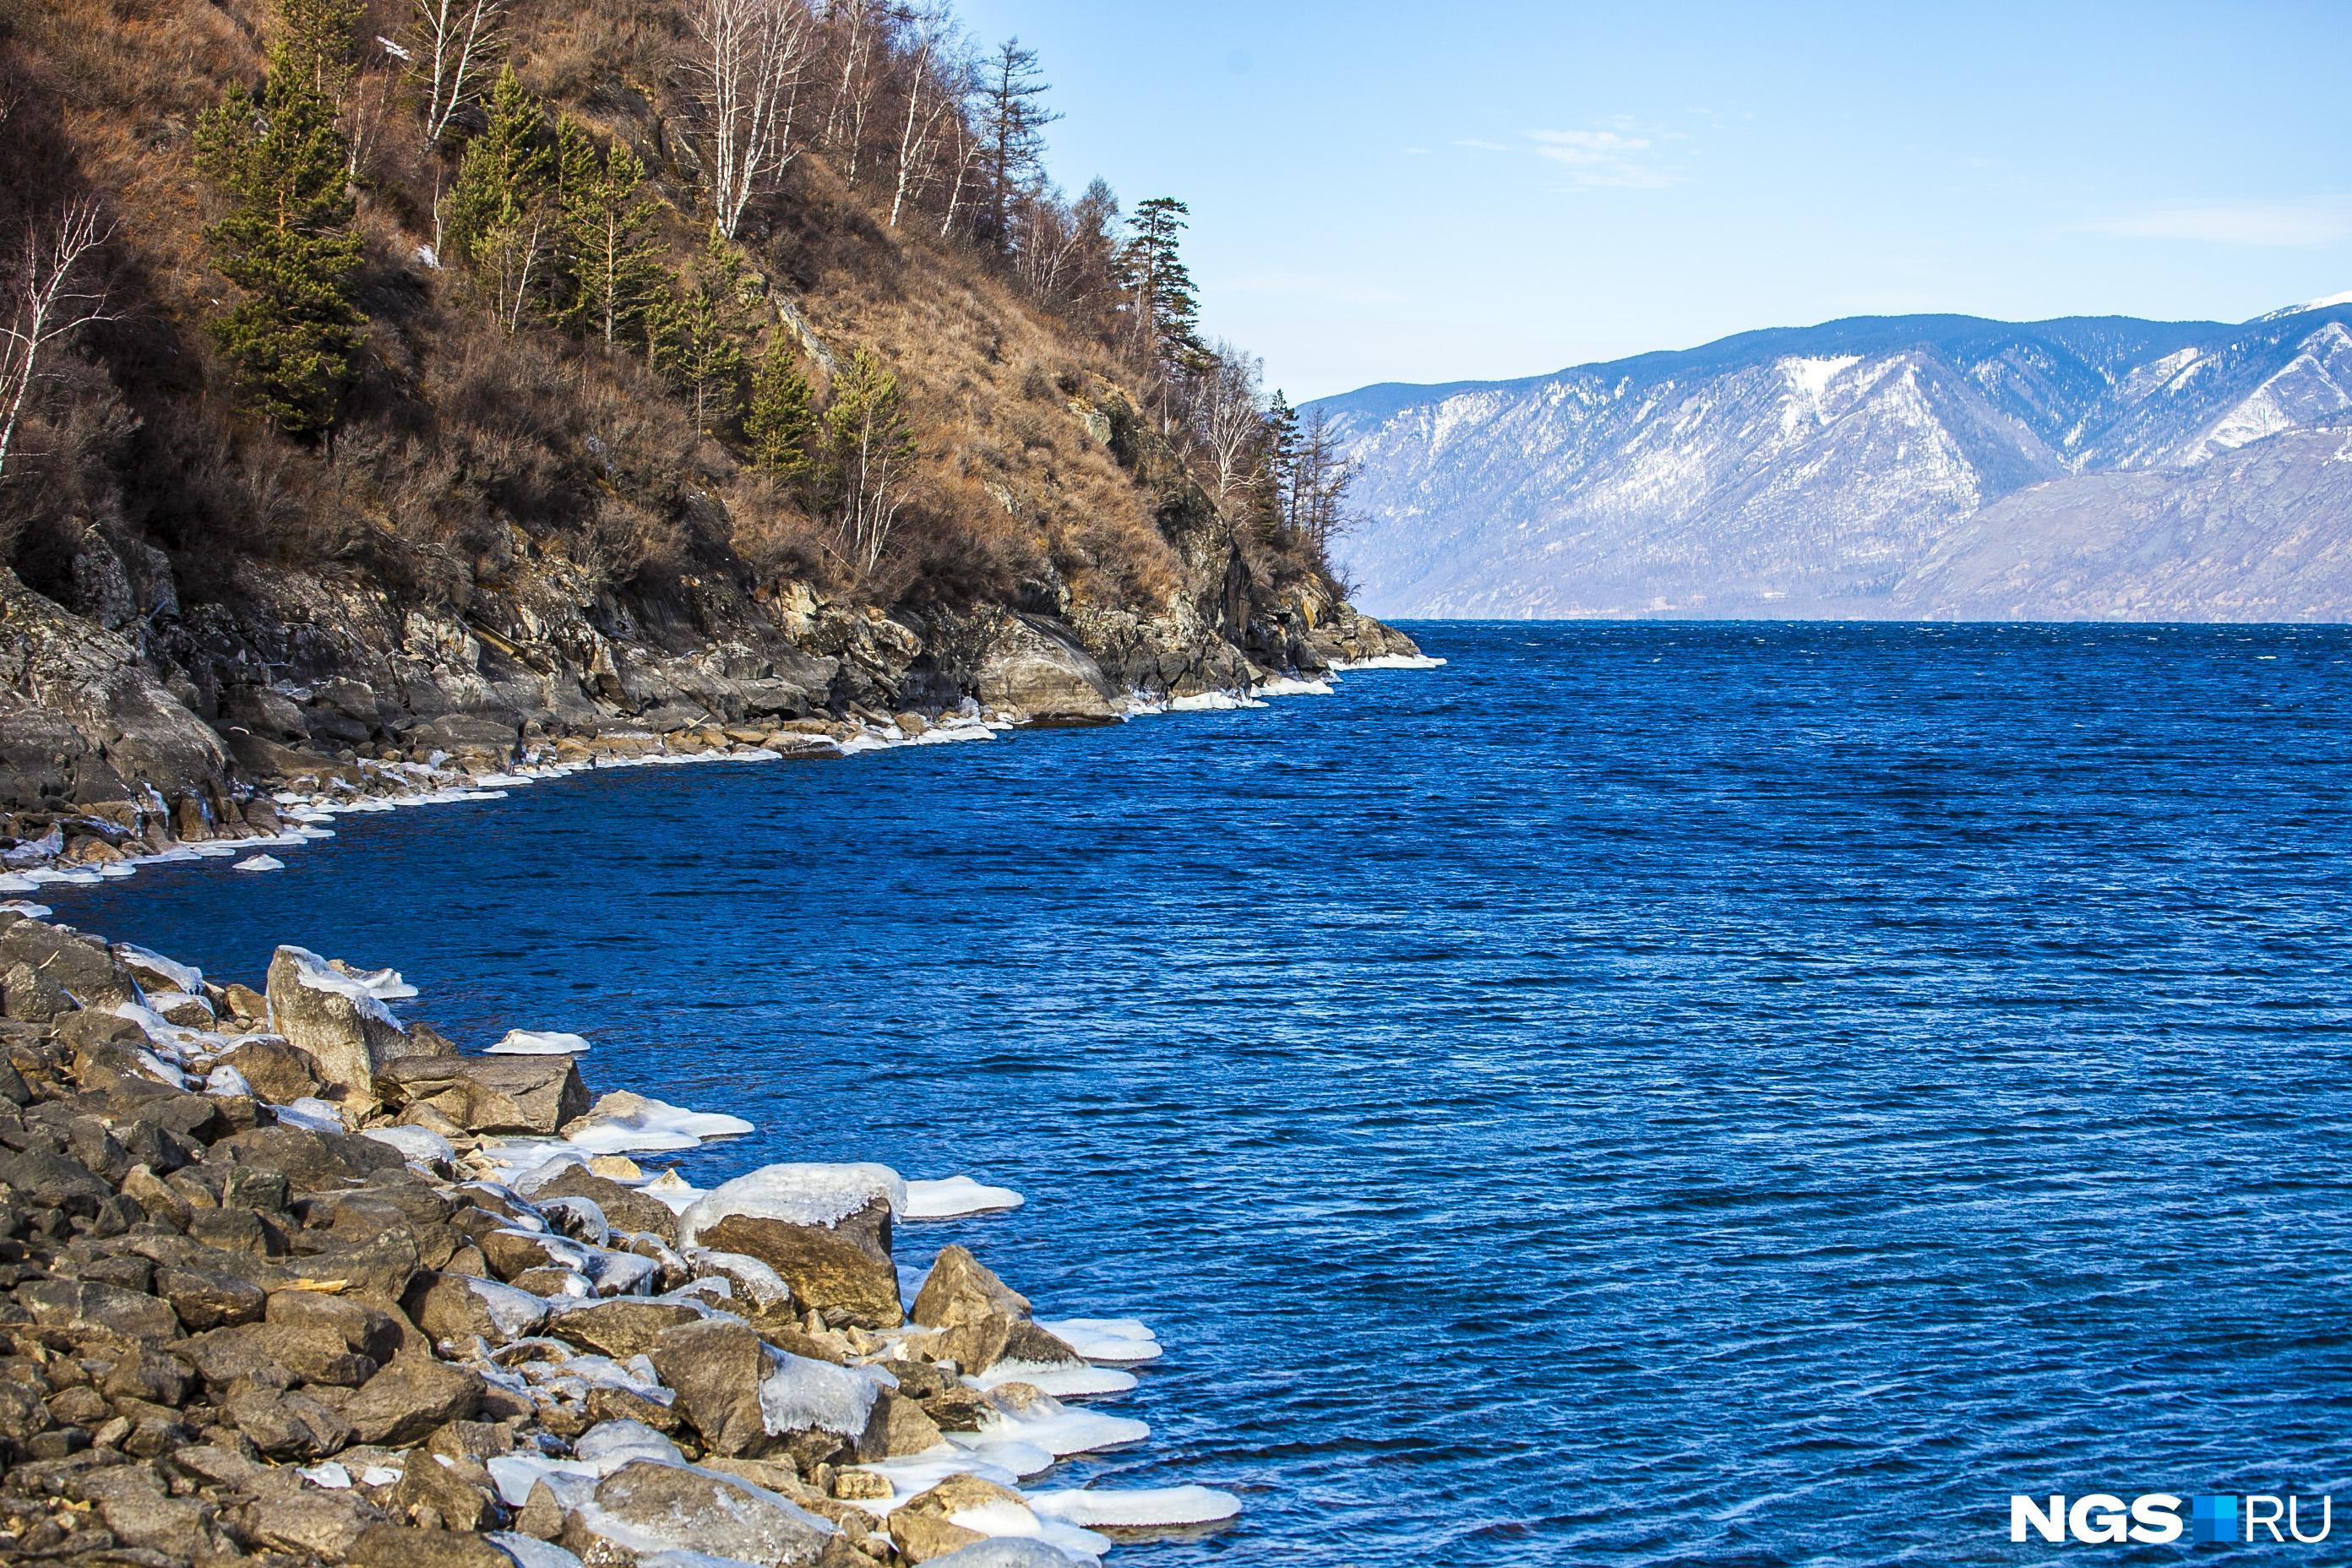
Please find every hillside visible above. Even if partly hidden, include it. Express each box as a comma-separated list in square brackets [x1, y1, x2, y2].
[0, 0, 1411, 831]
[1313, 305, 2352, 620]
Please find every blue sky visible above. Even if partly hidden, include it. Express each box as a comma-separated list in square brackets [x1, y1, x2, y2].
[950, 0, 2352, 401]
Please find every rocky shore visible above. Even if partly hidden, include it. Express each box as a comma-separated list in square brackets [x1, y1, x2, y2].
[0, 542, 1424, 882]
[0, 904, 1246, 1567]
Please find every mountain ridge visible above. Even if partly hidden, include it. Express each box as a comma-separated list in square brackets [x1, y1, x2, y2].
[1313, 300, 2352, 620]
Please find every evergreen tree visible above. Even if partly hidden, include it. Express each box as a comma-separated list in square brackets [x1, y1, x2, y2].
[656, 228, 754, 437]
[195, 44, 367, 438]
[746, 341, 819, 484]
[277, 0, 364, 104]
[823, 345, 917, 576]
[1262, 388, 1300, 535]
[555, 119, 667, 350]
[1120, 197, 1200, 373]
[446, 65, 554, 329]
[979, 39, 1059, 253]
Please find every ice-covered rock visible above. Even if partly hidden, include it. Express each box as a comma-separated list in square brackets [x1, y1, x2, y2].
[678, 1164, 906, 1328]
[265, 945, 436, 1099]
[1029, 1484, 1241, 1529]
[563, 1091, 752, 1154]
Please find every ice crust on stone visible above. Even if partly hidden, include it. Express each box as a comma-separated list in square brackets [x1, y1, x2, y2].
[1251, 676, 1335, 699]
[335, 963, 417, 999]
[1034, 1319, 1161, 1365]
[272, 1097, 348, 1132]
[756, 1348, 890, 1437]
[489, 1029, 592, 1055]
[280, 946, 404, 1027]
[945, 1500, 1111, 1560]
[232, 855, 286, 872]
[903, 1176, 1024, 1219]
[365, 1124, 455, 1164]
[489, 1533, 585, 1568]
[116, 943, 201, 992]
[465, 1275, 558, 1341]
[1028, 1486, 1241, 1528]
[678, 1162, 906, 1247]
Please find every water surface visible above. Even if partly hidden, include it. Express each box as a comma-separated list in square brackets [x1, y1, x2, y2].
[56, 623, 2352, 1565]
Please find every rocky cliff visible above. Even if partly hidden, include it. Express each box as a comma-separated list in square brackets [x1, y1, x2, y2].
[1314, 302, 2352, 621]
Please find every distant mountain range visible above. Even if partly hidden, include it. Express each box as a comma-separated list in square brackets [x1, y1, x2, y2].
[1310, 300, 2352, 620]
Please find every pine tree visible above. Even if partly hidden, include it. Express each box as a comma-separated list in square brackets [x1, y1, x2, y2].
[656, 228, 754, 437]
[277, 0, 364, 104]
[746, 341, 818, 484]
[1120, 197, 1200, 373]
[1262, 388, 1300, 536]
[195, 44, 368, 438]
[823, 345, 917, 576]
[555, 119, 667, 350]
[445, 65, 554, 330]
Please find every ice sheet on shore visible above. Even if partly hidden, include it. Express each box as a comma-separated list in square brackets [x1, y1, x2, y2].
[1034, 1319, 1162, 1365]
[943, 1500, 1111, 1560]
[365, 1124, 455, 1165]
[563, 1092, 754, 1153]
[233, 855, 286, 873]
[970, 1393, 1148, 1461]
[903, 1176, 1024, 1219]
[1028, 1485, 1241, 1529]
[488, 1029, 592, 1055]
[1334, 653, 1446, 670]
[1251, 676, 1335, 699]
[970, 1361, 1137, 1399]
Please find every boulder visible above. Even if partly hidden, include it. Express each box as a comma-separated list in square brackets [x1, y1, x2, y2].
[226, 1386, 355, 1461]
[344, 1353, 483, 1446]
[585, 1459, 833, 1566]
[376, 1054, 589, 1135]
[547, 1297, 705, 1359]
[265, 1288, 407, 1364]
[910, 1245, 1029, 1328]
[679, 1164, 905, 1329]
[183, 1321, 378, 1389]
[346, 1523, 514, 1568]
[405, 1271, 551, 1349]
[222, 1037, 325, 1104]
[923, 1542, 1096, 1568]
[387, 1450, 504, 1531]
[264, 945, 437, 1099]
[18, 1278, 182, 1343]
[0, 918, 144, 1010]
[647, 1319, 886, 1460]
[155, 1263, 269, 1330]
[889, 1476, 1042, 1565]
[248, 1488, 385, 1560]
[530, 1164, 679, 1242]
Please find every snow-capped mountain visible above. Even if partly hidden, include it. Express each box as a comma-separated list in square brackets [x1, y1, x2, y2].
[1313, 301, 2352, 619]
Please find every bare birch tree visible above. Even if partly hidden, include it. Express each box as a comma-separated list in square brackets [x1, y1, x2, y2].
[689, 0, 814, 240]
[886, 7, 965, 230]
[819, 0, 886, 187]
[0, 199, 116, 484]
[410, 0, 506, 143]
[1186, 344, 1267, 522]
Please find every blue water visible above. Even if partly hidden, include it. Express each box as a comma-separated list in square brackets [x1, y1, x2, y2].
[50, 623, 2352, 1565]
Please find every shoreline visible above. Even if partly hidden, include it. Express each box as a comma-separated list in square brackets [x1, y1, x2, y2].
[3, 656, 1446, 904]
[0, 656, 1447, 1568]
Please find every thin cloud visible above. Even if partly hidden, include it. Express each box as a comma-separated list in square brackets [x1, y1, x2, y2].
[1453, 138, 1513, 153]
[2082, 199, 2352, 248]
[1527, 128, 1676, 188]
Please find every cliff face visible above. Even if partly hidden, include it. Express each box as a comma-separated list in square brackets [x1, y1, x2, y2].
[0, 0, 1417, 832]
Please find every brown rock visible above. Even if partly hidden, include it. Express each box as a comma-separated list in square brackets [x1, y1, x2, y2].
[857, 1388, 944, 1462]
[226, 1386, 355, 1461]
[344, 1353, 482, 1446]
[530, 1165, 680, 1242]
[264, 1288, 408, 1364]
[695, 1195, 901, 1330]
[155, 1264, 268, 1330]
[547, 1297, 705, 1359]
[404, 1270, 550, 1349]
[184, 1321, 378, 1389]
[388, 1450, 504, 1531]
[377, 1054, 590, 1135]
[264, 945, 428, 1100]
[248, 1487, 386, 1559]
[222, 1037, 325, 1104]
[909, 1245, 1030, 1329]
[346, 1522, 514, 1568]
[588, 1459, 834, 1565]
[18, 1278, 182, 1343]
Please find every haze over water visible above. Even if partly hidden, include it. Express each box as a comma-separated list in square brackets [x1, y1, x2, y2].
[56, 623, 2352, 1565]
